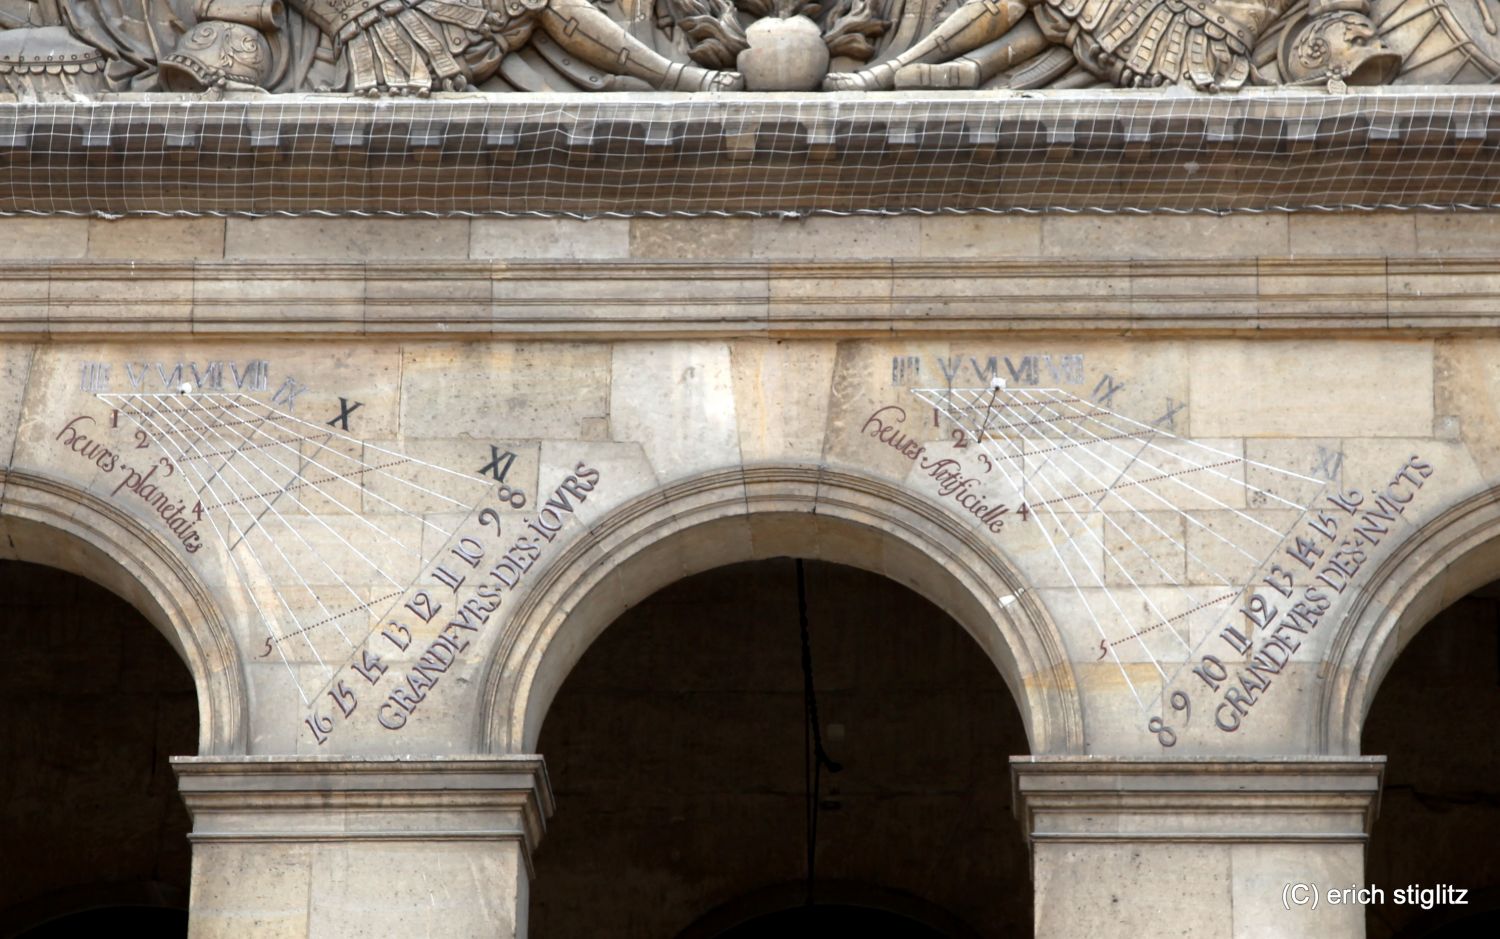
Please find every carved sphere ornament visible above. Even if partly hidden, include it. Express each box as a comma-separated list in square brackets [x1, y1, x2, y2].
[737, 15, 831, 90]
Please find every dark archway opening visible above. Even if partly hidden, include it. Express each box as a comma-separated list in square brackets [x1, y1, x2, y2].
[1363, 580, 1500, 939]
[0, 560, 196, 938]
[530, 558, 1031, 937]
[708, 904, 945, 937]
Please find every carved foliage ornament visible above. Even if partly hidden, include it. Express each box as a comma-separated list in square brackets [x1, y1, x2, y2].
[0, 0, 1490, 95]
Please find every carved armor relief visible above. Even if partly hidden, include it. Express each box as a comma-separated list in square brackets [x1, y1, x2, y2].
[0, 0, 1494, 95]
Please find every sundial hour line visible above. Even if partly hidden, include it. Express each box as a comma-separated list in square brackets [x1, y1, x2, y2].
[916, 386, 1329, 716]
[164, 400, 413, 579]
[946, 386, 1253, 582]
[119, 399, 331, 694]
[968, 391, 1179, 684]
[100, 391, 497, 710]
[1015, 388, 1311, 524]
[129, 396, 364, 654]
[207, 393, 476, 526]
[919, 388, 1153, 705]
[135, 396, 406, 596]
[1002, 388, 1281, 559]
[994, 389, 1212, 652]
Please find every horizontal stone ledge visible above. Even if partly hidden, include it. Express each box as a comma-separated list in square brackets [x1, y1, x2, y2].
[1, 89, 1498, 215]
[172, 754, 553, 791]
[172, 755, 555, 858]
[1011, 756, 1386, 848]
[3, 255, 1499, 336]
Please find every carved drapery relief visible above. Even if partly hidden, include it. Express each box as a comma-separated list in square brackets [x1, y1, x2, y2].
[0, 0, 1493, 97]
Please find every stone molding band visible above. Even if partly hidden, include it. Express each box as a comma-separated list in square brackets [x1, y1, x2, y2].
[1011, 757, 1387, 853]
[2, 256, 1494, 339]
[173, 756, 555, 868]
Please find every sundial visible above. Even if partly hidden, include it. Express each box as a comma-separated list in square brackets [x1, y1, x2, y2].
[99, 390, 536, 746]
[88, 368, 1429, 752]
[918, 383, 1332, 748]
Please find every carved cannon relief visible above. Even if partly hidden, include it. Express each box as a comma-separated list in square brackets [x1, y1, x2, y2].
[0, 0, 1495, 95]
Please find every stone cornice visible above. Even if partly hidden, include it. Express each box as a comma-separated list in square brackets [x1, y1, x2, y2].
[2, 256, 1496, 338]
[172, 755, 555, 867]
[1011, 757, 1386, 853]
[2, 89, 1499, 216]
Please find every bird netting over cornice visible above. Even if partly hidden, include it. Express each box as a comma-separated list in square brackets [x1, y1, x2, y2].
[1, 89, 1498, 218]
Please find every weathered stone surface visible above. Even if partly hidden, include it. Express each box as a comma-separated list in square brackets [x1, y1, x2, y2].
[472, 219, 630, 260]
[0, 219, 88, 259]
[729, 339, 837, 463]
[399, 343, 610, 442]
[1042, 215, 1289, 259]
[88, 218, 227, 260]
[1434, 338, 1500, 478]
[1188, 340, 1433, 438]
[175, 758, 549, 938]
[1415, 213, 1500, 256]
[1035, 842, 1233, 937]
[918, 216, 1044, 257]
[1289, 213, 1416, 257]
[225, 219, 471, 260]
[609, 342, 741, 479]
[0, 344, 35, 472]
[629, 218, 756, 260]
[748, 216, 923, 259]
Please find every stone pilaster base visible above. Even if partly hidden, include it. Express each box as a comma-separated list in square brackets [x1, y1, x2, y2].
[172, 756, 553, 939]
[1012, 757, 1385, 938]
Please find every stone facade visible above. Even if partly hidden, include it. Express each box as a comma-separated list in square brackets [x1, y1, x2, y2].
[3, 187, 1500, 932]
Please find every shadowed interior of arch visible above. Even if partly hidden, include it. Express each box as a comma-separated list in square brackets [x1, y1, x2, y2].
[1362, 576, 1500, 939]
[0, 560, 196, 938]
[528, 557, 1031, 937]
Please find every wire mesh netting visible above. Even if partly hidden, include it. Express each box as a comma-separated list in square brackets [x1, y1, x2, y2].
[2, 89, 1499, 218]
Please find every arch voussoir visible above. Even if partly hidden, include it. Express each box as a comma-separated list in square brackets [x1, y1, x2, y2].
[477, 462, 1084, 757]
[0, 469, 248, 754]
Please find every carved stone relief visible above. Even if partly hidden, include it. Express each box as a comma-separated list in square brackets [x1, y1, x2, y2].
[0, 0, 1492, 95]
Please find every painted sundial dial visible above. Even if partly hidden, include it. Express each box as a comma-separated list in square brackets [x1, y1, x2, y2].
[918, 381, 1332, 696]
[99, 390, 579, 748]
[83, 352, 1436, 755]
[917, 383, 1354, 748]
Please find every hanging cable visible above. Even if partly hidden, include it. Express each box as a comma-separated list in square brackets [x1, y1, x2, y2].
[796, 558, 841, 908]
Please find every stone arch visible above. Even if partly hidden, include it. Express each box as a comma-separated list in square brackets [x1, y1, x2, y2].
[477, 464, 1084, 756]
[0, 469, 248, 754]
[1318, 484, 1500, 755]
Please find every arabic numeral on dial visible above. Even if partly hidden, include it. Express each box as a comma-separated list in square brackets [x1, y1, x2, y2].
[478, 507, 503, 538]
[352, 648, 387, 684]
[404, 590, 440, 623]
[304, 712, 333, 745]
[381, 621, 411, 652]
[1148, 716, 1177, 748]
[1240, 593, 1279, 630]
[1263, 565, 1295, 599]
[1169, 690, 1191, 725]
[327, 680, 357, 718]
[450, 537, 484, 569]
